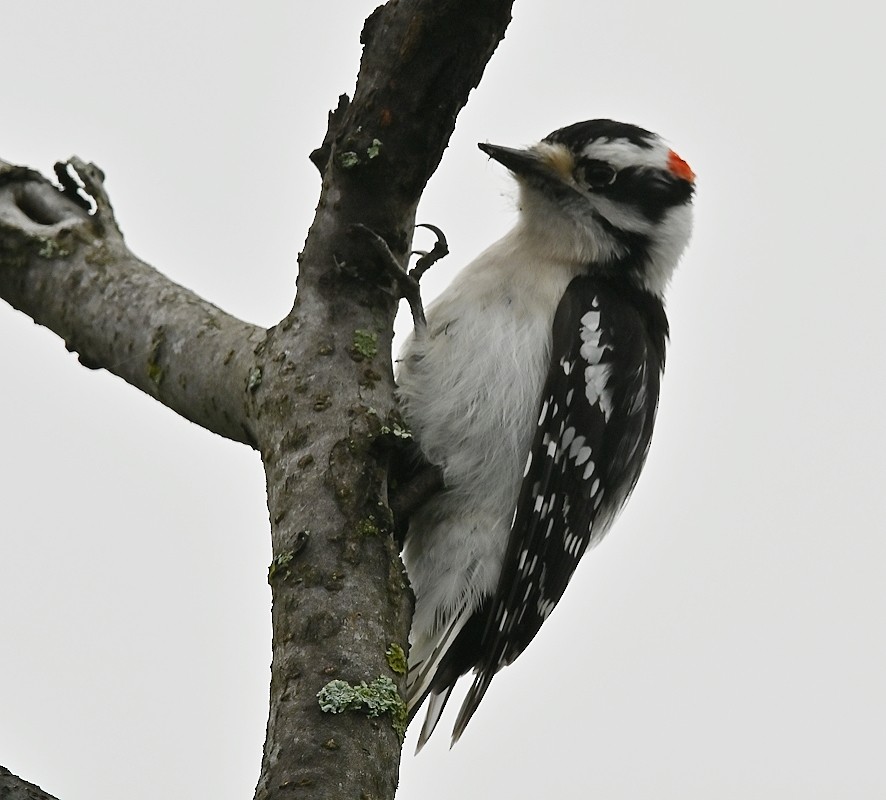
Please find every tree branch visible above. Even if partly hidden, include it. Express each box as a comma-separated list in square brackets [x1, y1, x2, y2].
[0, 766, 61, 800]
[0, 159, 264, 446]
[251, 1, 514, 797]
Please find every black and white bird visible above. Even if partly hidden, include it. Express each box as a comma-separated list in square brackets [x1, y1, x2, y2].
[395, 119, 695, 748]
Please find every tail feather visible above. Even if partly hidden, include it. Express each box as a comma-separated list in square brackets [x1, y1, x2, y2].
[407, 595, 501, 746]
[450, 666, 495, 745]
[415, 687, 454, 752]
[406, 602, 473, 716]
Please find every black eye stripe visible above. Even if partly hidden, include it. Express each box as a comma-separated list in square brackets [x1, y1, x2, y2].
[572, 161, 695, 222]
[601, 166, 695, 221]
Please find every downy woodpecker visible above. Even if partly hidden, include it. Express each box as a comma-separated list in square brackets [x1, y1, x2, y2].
[396, 119, 695, 748]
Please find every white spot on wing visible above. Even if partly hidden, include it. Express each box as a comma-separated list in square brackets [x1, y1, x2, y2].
[579, 306, 614, 420]
[568, 435, 586, 459]
[537, 598, 556, 620]
[574, 446, 592, 466]
[563, 529, 583, 556]
[580, 310, 601, 330]
[538, 398, 549, 425]
[561, 426, 576, 449]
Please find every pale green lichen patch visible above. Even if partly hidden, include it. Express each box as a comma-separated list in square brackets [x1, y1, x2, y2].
[338, 140, 382, 168]
[317, 676, 407, 740]
[379, 420, 412, 440]
[363, 407, 413, 441]
[267, 551, 295, 583]
[338, 151, 360, 169]
[385, 644, 407, 676]
[37, 237, 70, 259]
[247, 366, 263, 392]
[147, 361, 163, 387]
[351, 329, 378, 361]
[357, 516, 381, 537]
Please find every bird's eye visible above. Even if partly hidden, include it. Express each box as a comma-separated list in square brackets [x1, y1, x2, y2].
[579, 160, 617, 189]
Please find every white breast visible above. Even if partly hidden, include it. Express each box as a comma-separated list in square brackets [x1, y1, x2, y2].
[396, 226, 585, 637]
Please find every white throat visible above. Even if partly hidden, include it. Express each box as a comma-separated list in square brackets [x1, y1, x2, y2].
[517, 182, 692, 299]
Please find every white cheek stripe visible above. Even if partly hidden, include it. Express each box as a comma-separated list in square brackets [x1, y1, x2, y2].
[579, 137, 671, 173]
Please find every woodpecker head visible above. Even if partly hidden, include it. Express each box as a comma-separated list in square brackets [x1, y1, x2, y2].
[479, 119, 695, 297]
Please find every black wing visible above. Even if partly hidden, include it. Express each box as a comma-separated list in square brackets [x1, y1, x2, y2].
[452, 274, 668, 741]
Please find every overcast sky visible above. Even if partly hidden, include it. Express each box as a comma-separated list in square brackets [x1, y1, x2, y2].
[2, 1, 885, 798]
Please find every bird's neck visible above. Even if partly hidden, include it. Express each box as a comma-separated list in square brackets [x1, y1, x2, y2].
[516, 189, 692, 301]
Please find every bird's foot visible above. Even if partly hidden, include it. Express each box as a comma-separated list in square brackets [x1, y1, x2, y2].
[409, 223, 449, 283]
[352, 223, 448, 328]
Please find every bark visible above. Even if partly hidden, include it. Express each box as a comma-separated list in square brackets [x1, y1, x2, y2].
[0, 160, 264, 446]
[0, 766, 60, 800]
[0, 1, 514, 798]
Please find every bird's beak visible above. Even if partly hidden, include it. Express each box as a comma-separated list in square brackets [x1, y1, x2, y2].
[478, 142, 548, 179]
[478, 142, 575, 190]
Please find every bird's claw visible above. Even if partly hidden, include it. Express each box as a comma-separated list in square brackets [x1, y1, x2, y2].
[410, 223, 449, 282]
[351, 222, 448, 329]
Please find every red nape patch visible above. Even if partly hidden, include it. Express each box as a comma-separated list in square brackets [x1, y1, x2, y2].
[668, 150, 696, 182]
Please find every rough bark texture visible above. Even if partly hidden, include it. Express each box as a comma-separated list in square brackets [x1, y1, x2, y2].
[0, 766, 60, 800]
[0, 1, 514, 798]
[0, 161, 264, 446]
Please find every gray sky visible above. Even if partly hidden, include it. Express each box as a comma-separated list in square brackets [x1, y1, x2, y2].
[2, 1, 885, 798]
